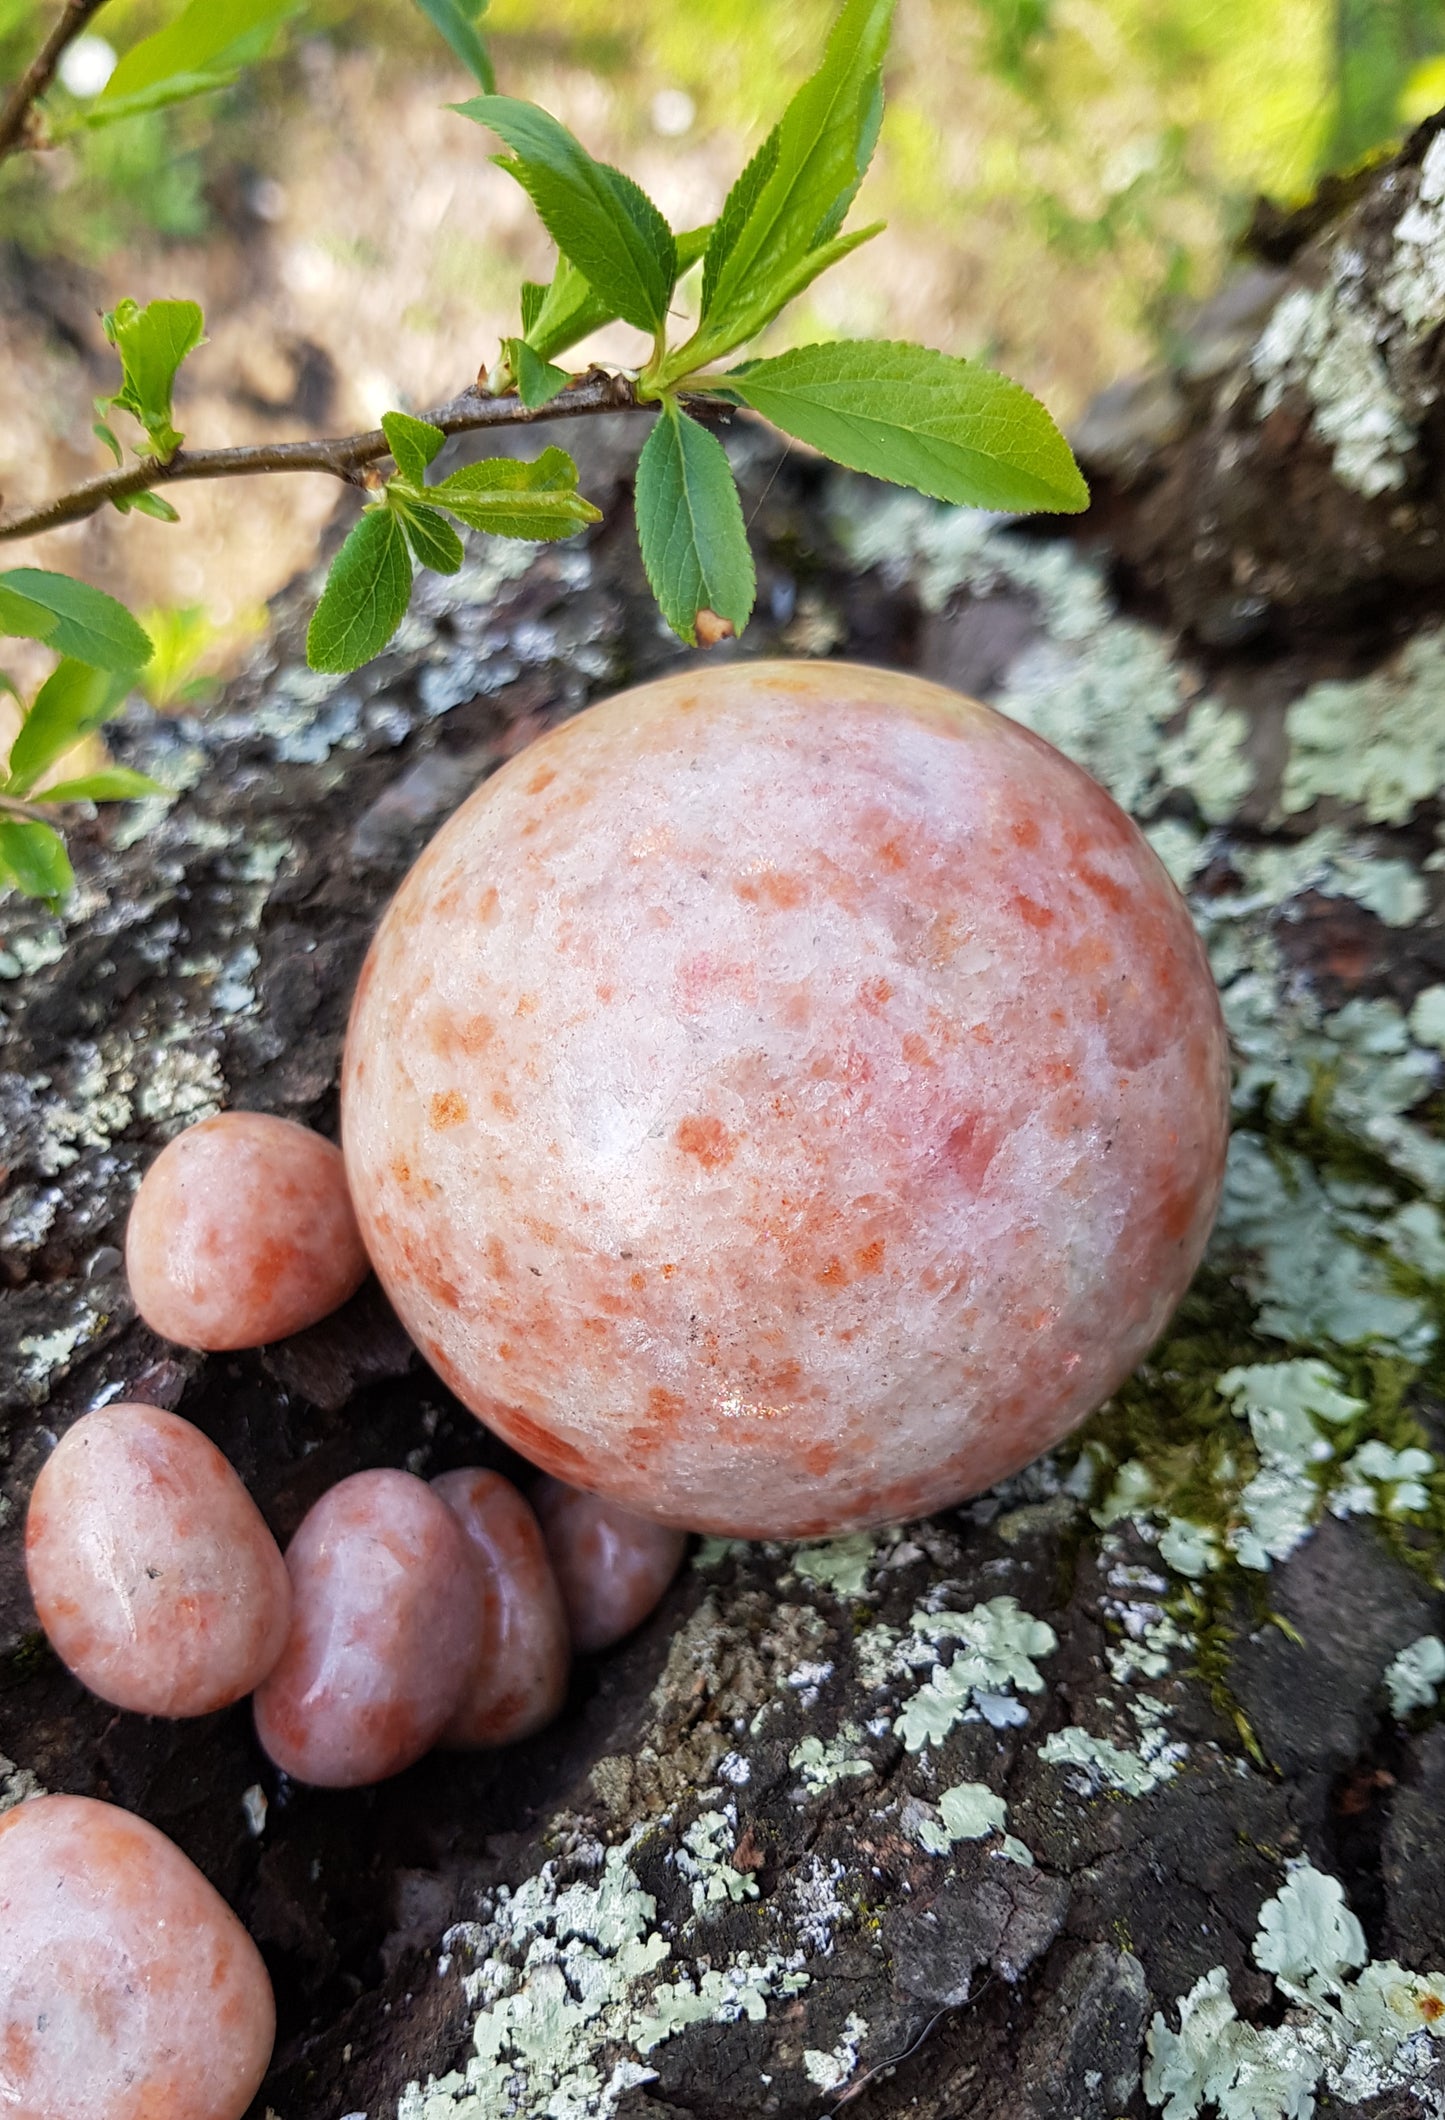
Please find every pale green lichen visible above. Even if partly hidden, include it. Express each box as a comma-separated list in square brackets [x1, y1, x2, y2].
[1156, 700, 1254, 825]
[396, 1837, 808, 2120]
[789, 1730, 874, 1794]
[1384, 1634, 1445, 1716]
[803, 2011, 869, 2093]
[1411, 985, 1445, 1053]
[1252, 280, 1414, 498]
[790, 1532, 878, 1599]
[1145, 1864, 1445, 2119]
[894, 1597, 1057, 1753]
[1039, 1723, 1185, 1798]
[0, 1754, 42, 1814]
[907, 1780, 1009, 1855]
[676, 1807, 759, 1912]
[1278, 629, 1445, 824]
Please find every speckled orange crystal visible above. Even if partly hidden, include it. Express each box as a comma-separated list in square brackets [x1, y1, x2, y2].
[343, 661, 1229, 1538]
[0, 1793, 274, 2120]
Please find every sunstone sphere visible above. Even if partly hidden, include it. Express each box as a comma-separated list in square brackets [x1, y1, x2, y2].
[343, 661, 1229, 1538]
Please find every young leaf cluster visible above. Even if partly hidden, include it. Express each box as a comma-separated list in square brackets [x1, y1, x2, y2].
[0, 571, 159, 908]
[437, 0, 1087, 653]
[1, 0, 1088, 694]
[305, 413, 600, 672]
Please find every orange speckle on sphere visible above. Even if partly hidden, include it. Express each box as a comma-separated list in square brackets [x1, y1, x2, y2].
[430, 1089, 468, 1129]
[676, 1115, 735, 1169]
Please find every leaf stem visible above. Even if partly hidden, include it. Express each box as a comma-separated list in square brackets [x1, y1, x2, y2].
[0, 369, 643, 541]
[0, 0, 110, 162]
[0, 793, 55, 822]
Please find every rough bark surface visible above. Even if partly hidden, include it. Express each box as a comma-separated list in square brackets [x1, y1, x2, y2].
[4, 125, 1445, 2120]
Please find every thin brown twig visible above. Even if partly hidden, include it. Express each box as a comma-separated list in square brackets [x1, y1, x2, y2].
[0, 0, 110, 162]
[0, 370, 646, 541]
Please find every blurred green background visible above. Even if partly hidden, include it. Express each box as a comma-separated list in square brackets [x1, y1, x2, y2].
[1, 0, 1442, 684]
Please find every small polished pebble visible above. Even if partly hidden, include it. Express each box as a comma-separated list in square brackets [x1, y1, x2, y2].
[0, 1793, 275, 2120]
[343, 660, 1229, 1536]
[25, 1403, 291, 1718]
[253, 1469, 479, 1787]
[431, 1469, 570, 1747]
[125, 1110, 369, 1352]
[533, 1479, 686, 1652]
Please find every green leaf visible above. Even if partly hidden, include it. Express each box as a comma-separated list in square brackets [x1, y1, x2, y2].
[119, 490, 182, 523]
[510, 339, 569, 410]
[0, 819, 73, 906]
[392, 496, 465, 574]
[99, 298, 206, 460]
[306, 510, 415, 674]
[34, 767, 166, 803]
[634, 402, 755, 647]
[0, 572, 152, 671]
[0, 585, 59, 648]
[456, 95, 677, 334]
[382, 410, 447, 485]
[519, 252, 617, 363]
[93, 421, 123, 465]
[77, 70, 236, 126]
[720, 339, 1090, 514]
[428, 447, 602, 539]
[413, 0, 494, 90]
[6, 660, 132, 794]
[698, 0, 894, 346]
[102, 0, 300, 102]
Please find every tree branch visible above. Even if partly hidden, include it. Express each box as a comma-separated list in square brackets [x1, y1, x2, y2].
[0, 370, 645, 541]
[0, 0, 110, 162]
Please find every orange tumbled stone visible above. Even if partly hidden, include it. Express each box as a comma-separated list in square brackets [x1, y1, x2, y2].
[253, 1469, 479, 1787]
[533, 1479, 686, 1652]
[431, 1469, 570, 1745]
[25, 1403, 291, 1717]
[0, 1793, 274, 2120]
[125, 1111, 368, 1351]
[343, 661, 1229, 1537]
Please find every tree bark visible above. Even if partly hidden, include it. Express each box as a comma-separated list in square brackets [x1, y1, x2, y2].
[3, 127, 1445, 2120]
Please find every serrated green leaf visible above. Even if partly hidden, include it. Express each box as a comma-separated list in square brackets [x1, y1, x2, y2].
[99, 298, 206, 461]
[456, 95, 677, 333]
[721, 339, 1090, 514]
[634, 402, 755, 647]
[102, 0, 300, 101]
[383, 410, 448, 485]
[697, 0, 894, 349]
[0, 818, 73, 906]
[38, 767, 167, 803]
[510, 339, 568, 409]
[306, 511, 414, 674]
[0, 585, 59, 648]
[0, 572, 152, 672]
[413, 0, 494, 90]
[702, 126, 781, 317]
[393, 496, 465, 574]
[6, 660, 132, 794]
[428, 447, 601, 539]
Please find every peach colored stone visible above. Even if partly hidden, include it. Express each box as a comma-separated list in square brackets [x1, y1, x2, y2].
[533, 1479, 686, 1652]
[125, 1111, 368, 1352]
[431, 1469, 570, 1745]
[0, 1792, 274, 2120]
[253, 1469, 478, 1787]
[25, 1403, 291, 1718]
[343, 661, 1230, 1538]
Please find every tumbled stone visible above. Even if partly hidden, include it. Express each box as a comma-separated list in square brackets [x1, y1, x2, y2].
[253, 1469, 478, 1787]
[25, 1403, 291, 1717]
[532, 1477, 686, 1651]
[125, 1110, 369, 1351]
[0, 1793, 274, 2120]
[431, 1469, 570, 1745]
[343, 661, 1229, 1537]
